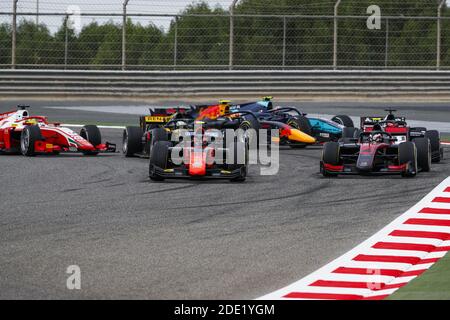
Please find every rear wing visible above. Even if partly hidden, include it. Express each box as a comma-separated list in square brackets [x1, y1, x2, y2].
[360, 116, 406, 128]
[139, 107, 191, 129]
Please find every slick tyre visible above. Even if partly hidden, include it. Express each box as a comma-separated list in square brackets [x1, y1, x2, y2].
[332, 115, 354, 128]
[287, 116, 312, 149]
[147, 128, 169, 157]
[322, 142, 340, 177]
[20, 125, 41, 157]
[414, 138, 431, 172]
[399, 141, 417, 178]
[341, 127, 359, 139]
[239, 115, 260, 147]
[80, 125, 101, 156]
[149, 141, 171, 181]
[425, 130, 441, 163]
[230, 138, 249, 182]
[123, 126, 144, 157]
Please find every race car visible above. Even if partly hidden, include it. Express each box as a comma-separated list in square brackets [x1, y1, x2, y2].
[320, 130, 431, 177]
[124, 108, 259, 181]
[122, 100, 315, 157]
[229, 97, 354, 145]
[357, 109, 444, 162]
[195, 99, 316, 148]
[0, 106, 116, 156]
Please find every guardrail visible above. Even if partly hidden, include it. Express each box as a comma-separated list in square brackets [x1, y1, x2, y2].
[1, 70, 450, 99]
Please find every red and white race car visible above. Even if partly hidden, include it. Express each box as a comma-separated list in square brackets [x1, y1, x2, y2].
[0, 106, 116, 156]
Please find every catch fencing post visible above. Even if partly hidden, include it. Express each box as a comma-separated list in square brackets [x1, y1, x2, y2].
[229, 0, 238, 70]
[333, 0, 342, 69]
[385, 17, 389, 68]
[282, 16, 287, 68]
[36, 0, 39, 25]
[122, 0, 130, 71]
[64, 14, 69, 69]
[174, 16, 178, 68]
[11, 0, 19, 69]
[437, 0, 445, 69]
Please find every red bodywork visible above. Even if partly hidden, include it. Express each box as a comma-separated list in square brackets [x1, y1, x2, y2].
[0, 110, 111, 154]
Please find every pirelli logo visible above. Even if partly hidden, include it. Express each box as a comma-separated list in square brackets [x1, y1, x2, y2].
[145, 116, 172, 123]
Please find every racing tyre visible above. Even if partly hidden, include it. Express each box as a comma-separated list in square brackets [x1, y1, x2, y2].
[20, 125, 42, 157]
[341, 127, 358, 139]
[322, 142, 340, 177]
[148, 128, 169, 157]
[425, 130, 441, 163]
[399, 141, 417, 178]
[322, 142, 340, 165]
[239, 115, 260, 148]
[332, 115, 354, 128]
[288, 116, 312, 136]
[150, 128, 169, 145]
[227, 137, 248, 182]
[287, 116, 312, 149]
[80, 125, 101, 156]
[149, 141, 171, 181]
[123, 126, 144, 157]
[414, 138, 431, 172]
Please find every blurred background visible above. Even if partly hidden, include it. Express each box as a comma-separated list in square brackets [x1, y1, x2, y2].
[0, 0, 449, 70]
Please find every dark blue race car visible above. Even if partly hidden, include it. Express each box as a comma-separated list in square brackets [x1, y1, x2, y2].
[230, 97, 355, 145]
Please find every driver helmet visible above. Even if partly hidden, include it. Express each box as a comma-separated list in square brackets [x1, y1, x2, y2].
[371, 133, 383, 143]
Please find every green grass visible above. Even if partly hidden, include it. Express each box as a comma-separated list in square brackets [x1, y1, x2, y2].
[442, 133, 450, 143]
[388, 252, 450, 300]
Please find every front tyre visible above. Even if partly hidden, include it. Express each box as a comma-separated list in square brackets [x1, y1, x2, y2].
[287, 116, 311, 149]
[149, 141, 171, 181]
[80, 125, 101, 156]
[399, 141, 417, 178]
[321, 142, 340, 177]
[20, 125, 41, 157]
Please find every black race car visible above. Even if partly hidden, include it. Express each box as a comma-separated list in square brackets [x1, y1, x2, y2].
[321, 130, 431, 178]
[358, 109, 444, 163]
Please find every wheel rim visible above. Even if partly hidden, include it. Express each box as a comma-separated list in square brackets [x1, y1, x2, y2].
[122, 132, 128, 153]
[21, 129, 30, 152]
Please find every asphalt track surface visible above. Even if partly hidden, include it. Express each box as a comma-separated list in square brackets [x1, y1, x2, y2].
[0, 100, 449, 299]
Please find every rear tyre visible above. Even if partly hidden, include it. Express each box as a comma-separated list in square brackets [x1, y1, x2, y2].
[123, 126, 144, 157]
[20, 125, 41, 157]
[399, 141, 417, 177]
[425, 130, 441, 163]
[332, 115, 354, 128]
[80, 125, 101, 156]
[322, 142, 340, 177]
[341, 127, 358, 139]
[149, 141, 171, 181]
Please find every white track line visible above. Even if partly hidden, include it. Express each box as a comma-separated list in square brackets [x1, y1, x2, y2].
[62, 124, 125, 130]
[258, 177, 450, 300]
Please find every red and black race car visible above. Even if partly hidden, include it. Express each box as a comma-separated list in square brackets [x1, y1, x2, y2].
[321, 130, 431, 177]
[0, 106, 116, 156]
[356, 109, 443, 163]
